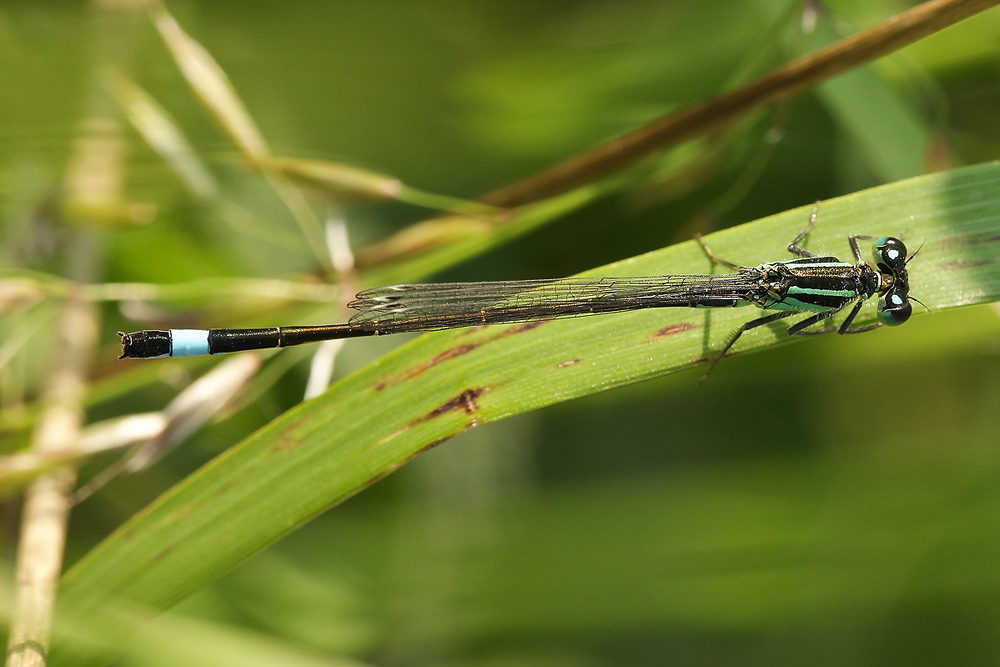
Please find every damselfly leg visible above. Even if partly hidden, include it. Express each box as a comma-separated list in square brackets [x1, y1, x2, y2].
[119, 201, 914, 383]
[696, 201, 895, 378]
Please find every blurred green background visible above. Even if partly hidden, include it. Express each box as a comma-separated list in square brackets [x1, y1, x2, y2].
[4, 1, 1000, 665]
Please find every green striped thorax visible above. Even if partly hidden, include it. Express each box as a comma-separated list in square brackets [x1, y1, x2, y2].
[746, 234, 912, 326]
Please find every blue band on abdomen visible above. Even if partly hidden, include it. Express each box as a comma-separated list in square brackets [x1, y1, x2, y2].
[170, 329, 211, 357]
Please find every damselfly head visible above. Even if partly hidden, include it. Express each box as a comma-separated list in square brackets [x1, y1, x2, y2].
[870, 236, 914, 326]
[873, 236, 908, 273]
[878, 287, 912, 326]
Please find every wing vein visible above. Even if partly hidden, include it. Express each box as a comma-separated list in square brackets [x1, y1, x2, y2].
[347, 273, 761, 333]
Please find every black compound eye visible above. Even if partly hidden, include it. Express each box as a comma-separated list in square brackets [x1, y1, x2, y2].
[878, 289, 912, 326]
[873, 237, 908, 272]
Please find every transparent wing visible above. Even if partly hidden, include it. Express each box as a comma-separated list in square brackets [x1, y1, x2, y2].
[347, 273, 760, 334]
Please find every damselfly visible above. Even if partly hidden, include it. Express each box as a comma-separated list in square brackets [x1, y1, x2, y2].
[119, 207, 916, 376]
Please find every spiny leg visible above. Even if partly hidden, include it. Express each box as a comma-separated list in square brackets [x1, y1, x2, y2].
[694, 234, 740, 271]
[838, 297, 883, 334]
[786, 201, 821, 258]
[698, 200, 825, 267]
[693, 233, 740, 375]
[701, 310, 796, 382]
[848, 234, 875, 264]
[785, 308, 843, 336]
[789, 202, 875, 261]
[784, 299, 883, 336]
[841, 322, 884, 334]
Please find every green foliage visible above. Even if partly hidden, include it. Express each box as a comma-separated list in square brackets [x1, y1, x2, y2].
[56, 164, 1000, 633]
[3, 2, 1000, 666]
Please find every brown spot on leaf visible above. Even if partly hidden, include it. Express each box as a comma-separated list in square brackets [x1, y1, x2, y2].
[430, 344, 481, 365]
[407, 419, 479, 460]
[374, 343, 482, 390]
[373, 320, 550, 390]
[494, 320, 547, 338]
[272, 434, 302, 452]
[377, 389, 488, 446]
[218, 479, 239, 495]
[390, 389, 487, 436]
[415, 434, 456, 455]
[152, 546, 173, 563]
[410, 387, 486, 427]
[942, 258, 994, 269]
[952, 233, 1000, 247]
[557, 358, 580, 368]
[651, 323, 696, 338]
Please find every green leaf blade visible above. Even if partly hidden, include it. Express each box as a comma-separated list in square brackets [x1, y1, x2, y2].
[55, 162, 1000, 663]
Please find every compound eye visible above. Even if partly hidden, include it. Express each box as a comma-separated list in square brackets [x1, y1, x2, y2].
[878, 289, 912, 326]
[873, 237, 908, 272]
